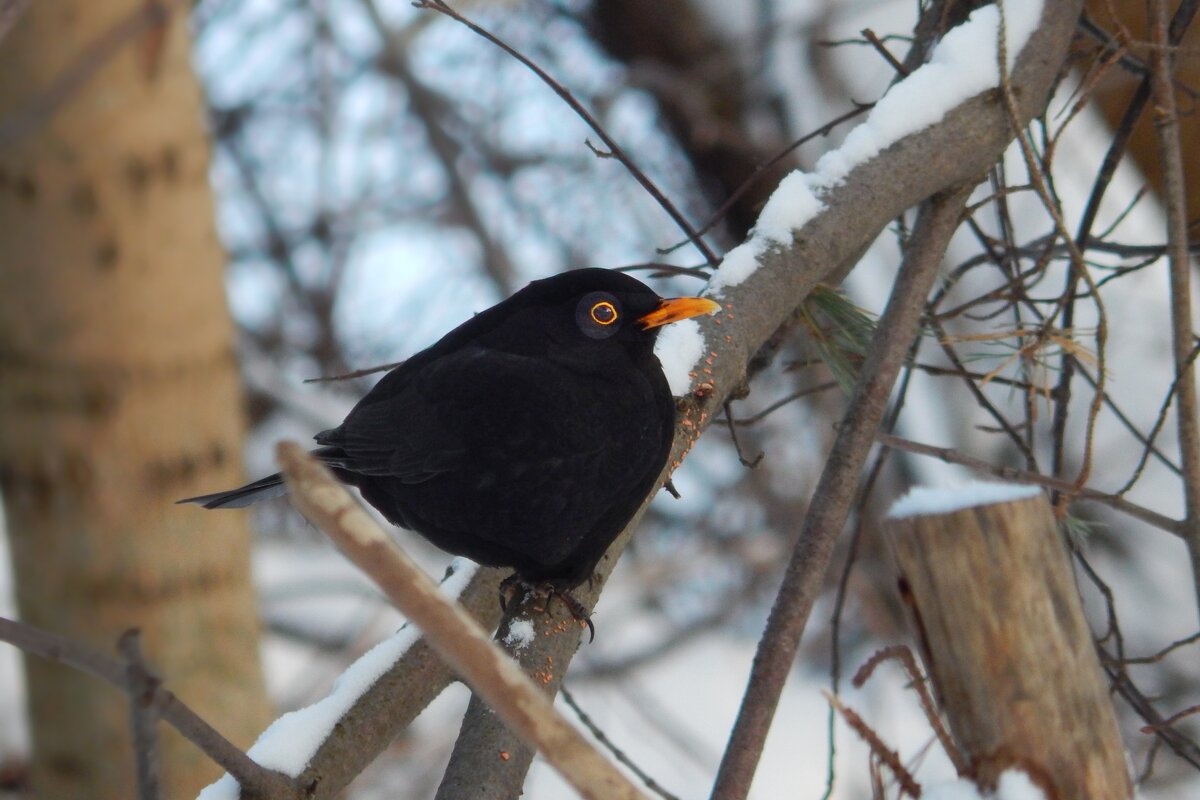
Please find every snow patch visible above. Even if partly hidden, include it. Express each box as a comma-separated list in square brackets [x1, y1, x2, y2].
[503, 619, 536, 651]
[654, 318, 707, 396]
[888, 481, 1041, 520]
[708, 0, 1046, 294]
[995, 769, 1049, 800]
[197, 560, 479, 799]
[921, 769, 1048, 800]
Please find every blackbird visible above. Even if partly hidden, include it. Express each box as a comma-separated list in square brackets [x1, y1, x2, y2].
[181, 269, 719, 593]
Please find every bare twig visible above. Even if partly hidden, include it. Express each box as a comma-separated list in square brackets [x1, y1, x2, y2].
[722, 400, 764, 468]
[118, 631, 163, 800]
[861, 28, 908, 77]
[1121, 630, 1200, 665]
[852, 645, 967, 776]
[275, 442, 649, 800]
[0, 617, 298, 798]
[1147, 0, 1200, 618]
[1102, 649, 1200, 769]
[825, 693, 921, 798]
[560, 687, 682, 800]
[661, 103, 874, 254]
[411, 0, 718, 267]
[304, 360, 404, 384]
[1141, 704, 1200, 734]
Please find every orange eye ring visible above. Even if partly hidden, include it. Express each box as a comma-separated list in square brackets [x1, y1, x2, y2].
[590, 301, 618, 326]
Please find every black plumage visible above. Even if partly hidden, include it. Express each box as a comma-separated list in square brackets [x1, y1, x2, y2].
[180, 269, 718, 589]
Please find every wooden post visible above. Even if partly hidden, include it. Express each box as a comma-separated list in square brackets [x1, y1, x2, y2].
[885, 485, 1132, 799]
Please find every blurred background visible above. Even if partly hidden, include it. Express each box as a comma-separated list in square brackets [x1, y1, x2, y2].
[1, 0, 1198, 797]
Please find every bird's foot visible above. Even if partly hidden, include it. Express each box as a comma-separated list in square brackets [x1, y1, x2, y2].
[498, 574, 595, 643]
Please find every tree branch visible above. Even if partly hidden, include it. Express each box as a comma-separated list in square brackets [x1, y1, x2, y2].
[0, 617, 299, 799]
[276, 443, 649, 800]
[1147, 0, 1200, 621]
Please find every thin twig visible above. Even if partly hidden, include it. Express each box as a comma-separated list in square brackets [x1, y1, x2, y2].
[1147, 0, 1200, 620]
[1141, 705, 1200, 734]
[861, 29, 908, 76]
[1102, 649, 1200, 769]
[560, 687, 682, 800]
[825, 693, 921, 798]
[304, 360, 404, 383]
[1121, 630, 1200, 665]
[0, 617, 298, 798]
[722, 401, 764, 468]
[412, 0, 717, 267]
[118, 631, 163, 800]
[1113, 342, 1200, 496]
[852, 646, 967, 776]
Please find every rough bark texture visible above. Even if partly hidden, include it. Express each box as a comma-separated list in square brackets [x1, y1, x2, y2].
[0, 2, 271, 797]
[886, 494, 1133, 799]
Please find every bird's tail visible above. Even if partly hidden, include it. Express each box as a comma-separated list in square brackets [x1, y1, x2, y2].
[177, 472, 287, 509]
[177, 447, 343, 509]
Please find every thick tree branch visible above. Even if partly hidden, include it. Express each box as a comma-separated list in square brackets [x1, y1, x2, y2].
[276, 443, 649, 800]
[294, 566, 507, 800]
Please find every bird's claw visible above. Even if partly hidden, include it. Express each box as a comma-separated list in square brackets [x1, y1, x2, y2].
[497, 574, 596, 643]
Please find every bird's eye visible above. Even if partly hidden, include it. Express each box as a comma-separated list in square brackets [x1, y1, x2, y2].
[590, 301, 618, 326]
[576, 292, 623, 339]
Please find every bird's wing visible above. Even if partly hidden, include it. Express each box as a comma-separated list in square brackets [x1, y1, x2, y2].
[315, 346, 600, 484]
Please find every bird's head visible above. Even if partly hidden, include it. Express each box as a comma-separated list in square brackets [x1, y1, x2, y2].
[495, 269, 720, 358]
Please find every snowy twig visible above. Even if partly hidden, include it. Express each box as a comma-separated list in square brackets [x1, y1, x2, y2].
[875, 432, 1183, 537]
[275, 442, 650, 800]
[0, 617, 298, 798]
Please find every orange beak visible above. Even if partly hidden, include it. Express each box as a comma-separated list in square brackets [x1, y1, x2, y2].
[637, 297, 722, 329]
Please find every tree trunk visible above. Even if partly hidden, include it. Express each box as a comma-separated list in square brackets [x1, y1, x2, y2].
[886, 489, 1133, 799]
[0, 2, 272, 798]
